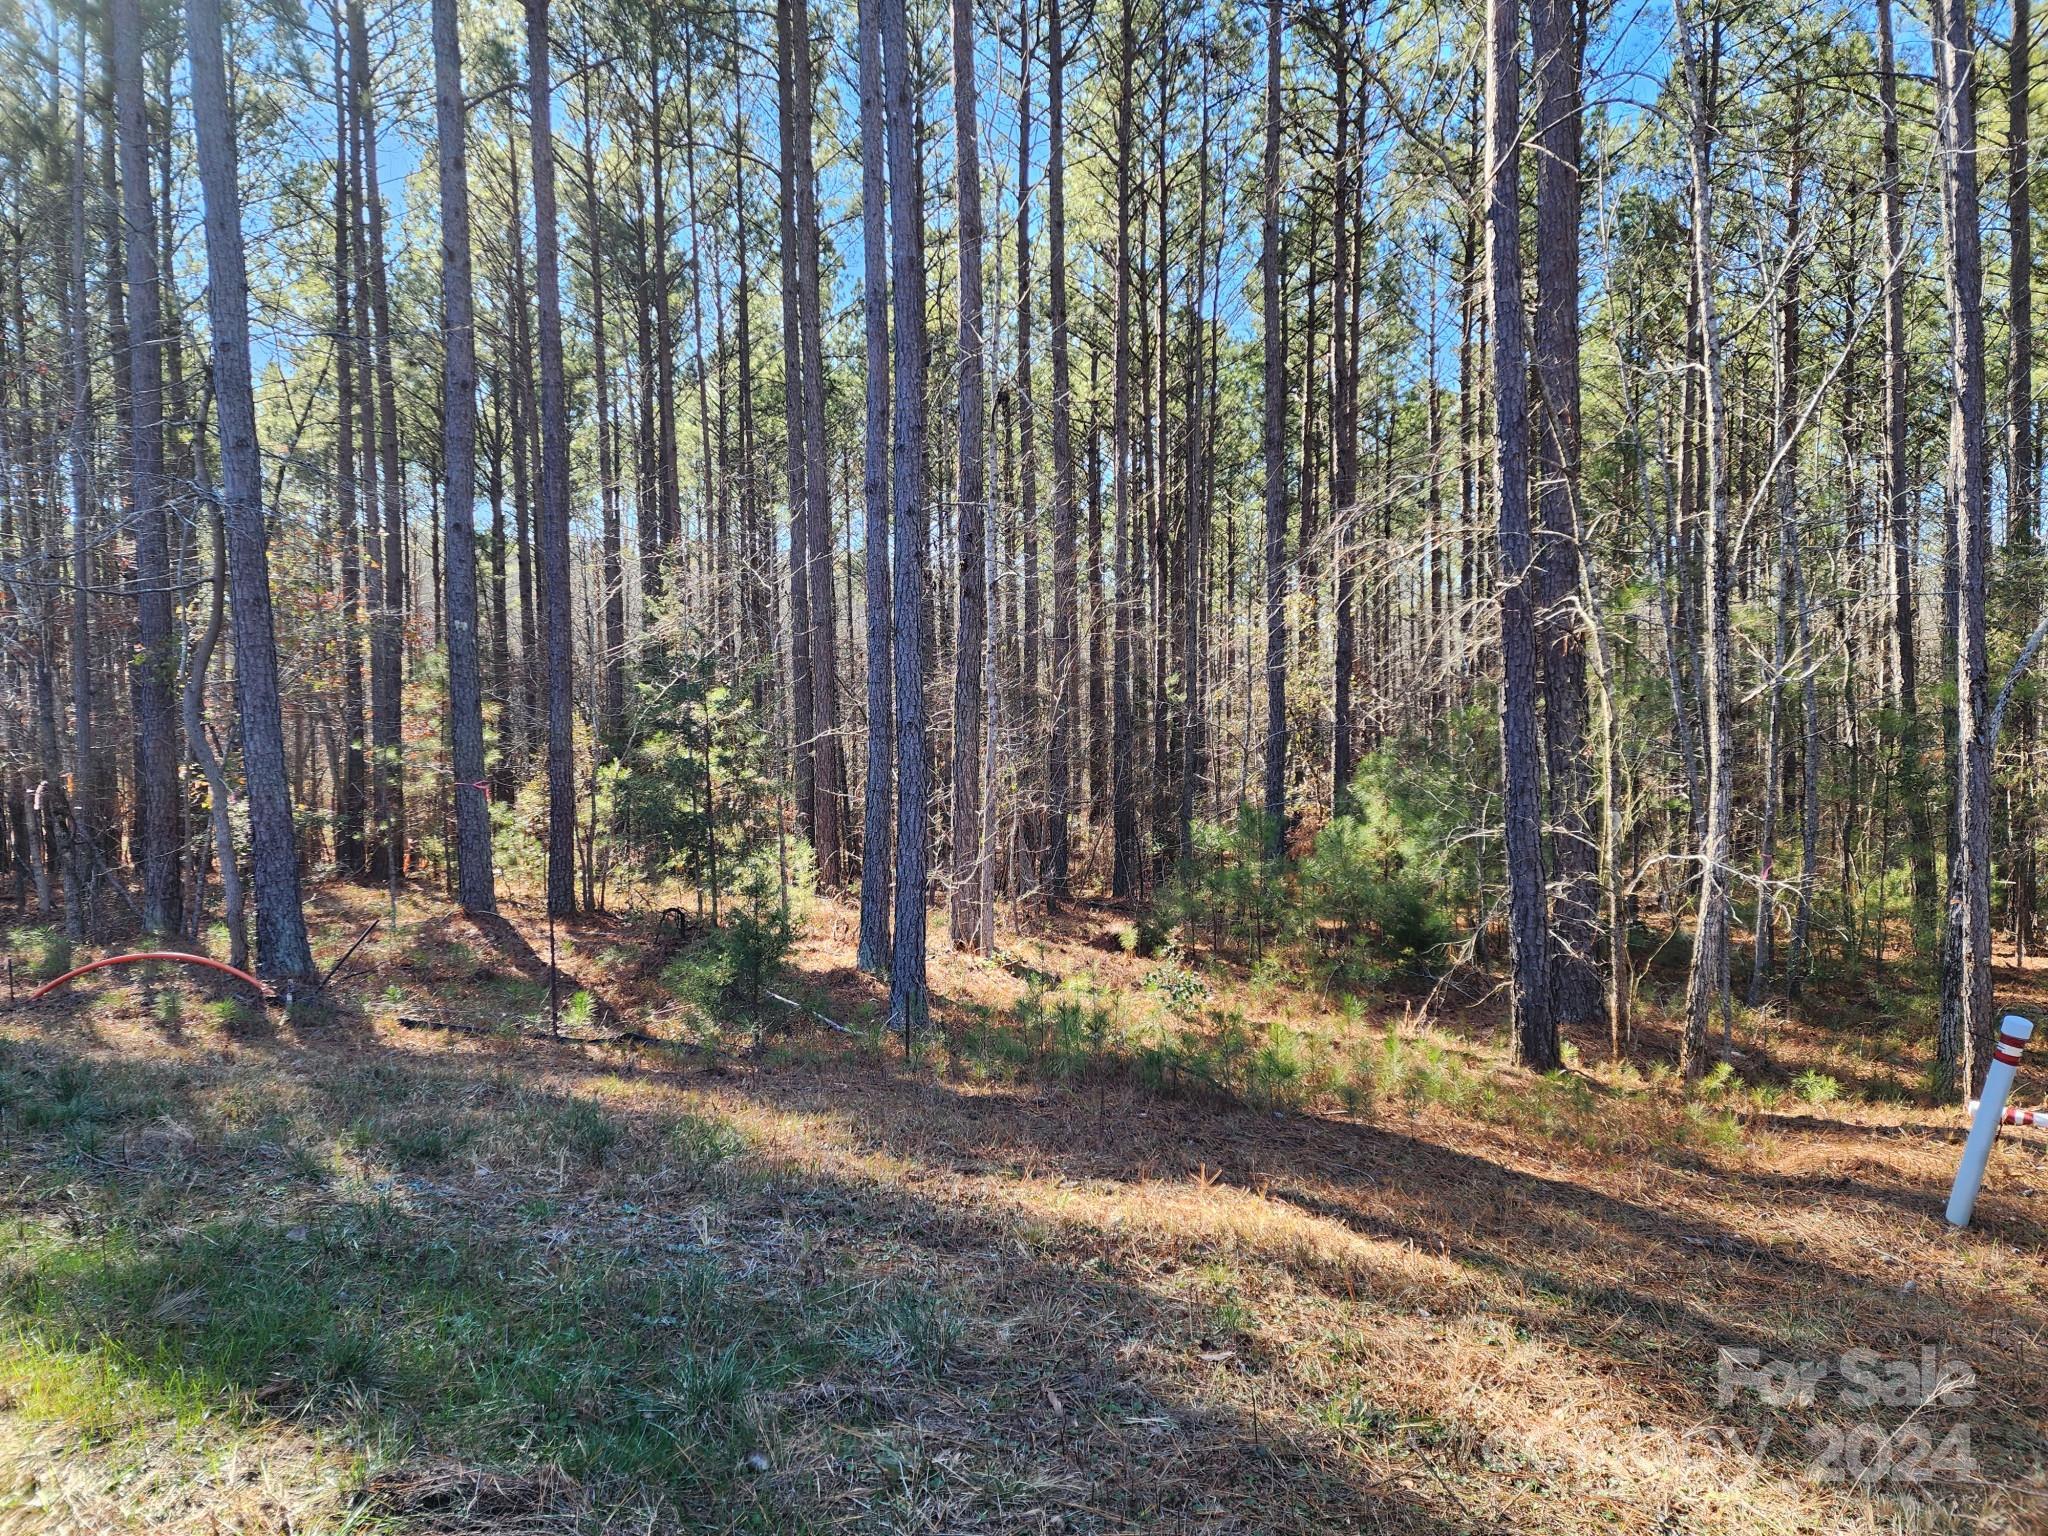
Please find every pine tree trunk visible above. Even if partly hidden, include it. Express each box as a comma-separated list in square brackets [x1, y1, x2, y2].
[112, 0, 181, 934]
[349, 0, 407, 882]
[775, 0, 815, 854]
[1532, 0, 1601, 1026]
[582, 75, 625, 752]
[1259, 0, 1288, 860]
[486, 388, 513, 795]
[185, 0, 316, 979]
[526, 0, 579, 919]
[346, 0, 401, 884]
[1936, 0, 1997, 1096]
[1877, 0, 1937, 938]
[1751, 121, 1803, 1004]
[856, 0, 893, 972]
[949, 0, 990, 950]
[183, 503, 246, 969]
[2008, 0, 2038, 955]
[1045, 0, 1078, 904]
[884, 0, 930, 1040]
[1018, 13, 1043, 882]
[1487, 0, 1557, 1070]
[505, 142, 540, 771]
[1330, 14, 1357, 810]
[1675, 0, 1733, 1078]
[62, 76, 96, 929]
[432, 0, 496, 916]
[791, 0, 844, 886]
[650, 59, 681, 576]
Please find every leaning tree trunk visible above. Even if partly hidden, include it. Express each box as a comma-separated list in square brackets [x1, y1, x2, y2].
[1486, 0, 1557, 1070]
[526, 0, 579, 918]
[185, 0, 317, 980]
[433, 0, 496, 916]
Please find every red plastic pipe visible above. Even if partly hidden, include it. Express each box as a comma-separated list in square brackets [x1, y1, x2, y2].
[27, 951, 270, 1003]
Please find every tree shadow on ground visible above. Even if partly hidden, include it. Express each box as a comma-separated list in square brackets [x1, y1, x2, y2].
[0, 1027, 1448, 1533]
[4, 1007, 2038, 1533]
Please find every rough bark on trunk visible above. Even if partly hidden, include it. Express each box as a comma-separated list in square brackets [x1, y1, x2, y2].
[1936, 0, 1997, 1096]
[581, 74, 625, 752]
[856, 0, 893, 972]
[1110, 0, 1141, 897]
[950, 0, 990, 951]
[1330, 13, 1358, 809]
[1045, 0, 1078, 904]
[113, 0, 181, 934]
[1877, 0, 1937, 937]
[884, 0, 930, 1041]
[775, 0, 815, 854]
[1259, 0, 1288, 861]
[186, 0, 317, 979]
[526, 0, 578, 918]
[791, 0, 844, 886]
[1675, 0, 1733, 1078]
[433, 0, 496, 915]
[1532, 0, 1600, 1025]
[1487, 0, 1557, 1070]
[2009, 0, 2038, 954]
[1751, 120, 1803, 1005]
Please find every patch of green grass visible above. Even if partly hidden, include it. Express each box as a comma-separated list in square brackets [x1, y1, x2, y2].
[341, 1107, 479, 1171]
[550, 1098, 622, 1166]
[667, 1111, 746, 1182]
[0, 1057, 163, 1143]
[285, 1142, 330, 1183]
[838, 1284, 962, 1380]
[0, 1198, 813, 1504]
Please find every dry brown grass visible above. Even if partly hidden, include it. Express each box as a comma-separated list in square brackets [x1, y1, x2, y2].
[1, 879, 2045, 1533]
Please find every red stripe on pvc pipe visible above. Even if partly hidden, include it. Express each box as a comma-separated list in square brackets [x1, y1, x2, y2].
[26, 951, 270, 1004]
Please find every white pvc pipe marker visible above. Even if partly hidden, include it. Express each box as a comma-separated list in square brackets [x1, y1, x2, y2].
[1946, 1014, 2034, 1228]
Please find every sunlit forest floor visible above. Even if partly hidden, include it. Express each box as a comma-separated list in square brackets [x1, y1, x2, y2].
[2, 880, 2046, 1533]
